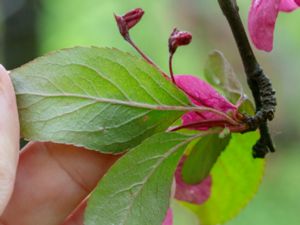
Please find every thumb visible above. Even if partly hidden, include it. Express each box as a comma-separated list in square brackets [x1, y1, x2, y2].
[0, 65, 19, 215]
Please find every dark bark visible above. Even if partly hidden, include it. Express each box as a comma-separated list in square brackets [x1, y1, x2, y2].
[217, 0, 277, 158]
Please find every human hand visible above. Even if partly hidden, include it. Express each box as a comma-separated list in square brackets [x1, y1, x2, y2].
[0, 65, 119, 225]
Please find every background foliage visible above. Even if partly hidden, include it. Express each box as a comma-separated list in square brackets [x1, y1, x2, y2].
[1, 0, 300, 224]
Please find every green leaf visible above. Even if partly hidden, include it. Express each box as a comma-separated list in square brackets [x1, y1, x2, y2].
[11, 47, 190, 153]
[171, 200, 199, 225]
[182, 134, 231, 184]
[181, 132, 265, 225]
[204, 50, 242, 100]
[84, 132, 193, 225]
[204, 50, 255, 115]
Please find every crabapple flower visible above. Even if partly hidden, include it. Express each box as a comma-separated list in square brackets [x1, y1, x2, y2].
[175, 156, 212, 204]
[167, 30, 245, 132]
[248, 0, 300, 51]
[174, 75, 243, 131]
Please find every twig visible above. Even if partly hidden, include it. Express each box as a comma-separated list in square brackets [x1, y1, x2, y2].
[217, 0, 277, 158]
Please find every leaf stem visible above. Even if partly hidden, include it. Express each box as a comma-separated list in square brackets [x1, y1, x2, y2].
[125, 36, 169, 78]
[16, 91, 237, 125]
[217, 0, 277, 158]
[169, 119, 246, 132]
[169, 53, 176, 84]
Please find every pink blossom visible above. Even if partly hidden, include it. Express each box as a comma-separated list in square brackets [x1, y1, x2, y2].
[174, 156, 212, 205]
[162, 208, 173, 225]
[248, 0, 300, 51]
[280, 0, 300, 11]
[174, 75, 239, 131]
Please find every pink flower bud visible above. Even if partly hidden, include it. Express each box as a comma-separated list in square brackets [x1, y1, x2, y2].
[174, 156, 212, 205]
[114, 15, 128, 37]
[169, 28, 192, 54]
[114, 8, 144, 38]
[123, 8, 144, 29]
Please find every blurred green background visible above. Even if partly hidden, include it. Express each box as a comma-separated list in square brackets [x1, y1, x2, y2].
[1, 0, 300, 224]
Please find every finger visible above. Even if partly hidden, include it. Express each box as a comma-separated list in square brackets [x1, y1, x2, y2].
[62, 199, 87, 225]
[0, 142, 120, 225]
[0, 65, 19, 215]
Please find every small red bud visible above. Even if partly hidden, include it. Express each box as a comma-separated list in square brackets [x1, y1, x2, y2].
[114, 15, 128, 37]
[123, 8, 144, 29]
[114, 8, 144, 39]
[169, 28, 192, 54]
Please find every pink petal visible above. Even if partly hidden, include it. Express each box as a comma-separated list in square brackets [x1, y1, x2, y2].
[174, 75, 236, 130]
[162, 208, 173, 225]
[180, 112, 215, 130]
[175, 156, 212, 205]
[279, 0, 300, 11]
[175, 75, 236, 111]
[248, 0, 281, 51]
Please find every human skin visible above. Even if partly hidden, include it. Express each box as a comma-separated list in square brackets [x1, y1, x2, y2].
[0, 65, 119, 225]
